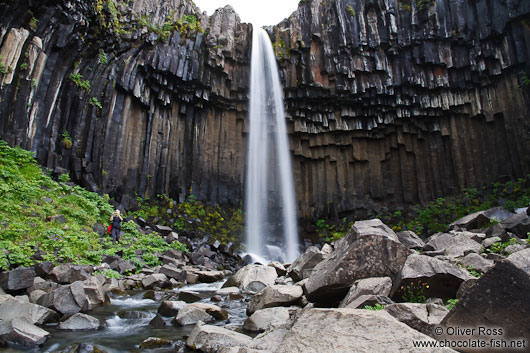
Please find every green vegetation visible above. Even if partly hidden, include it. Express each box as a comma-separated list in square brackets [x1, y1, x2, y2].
[61, 131, 73, 149]
[346, 5, 355, 17]
[137, 13, 203, 42]
[0, 140, 187, 270]
[446, 299, 459, 310]
[520, 71, 530, 87]
[399, 0, 412, 12]
[299, 0, 311, 5]
[272, 38, 290, 59]
[20, 63, 28, 71]
[416, 0, 434, 11]
[69, 72, 91, 91]
[98, 50, 108, 65]
[94, 269, 122, 279]
[0, 58, 7, 74]
[94, 0, 125, 35]
[29, 16, 38, 31]
[487, 237, 519, 254]
[133, 193, 243, 248]
[379, 177, 530, 237]
[90, 97, 103, 110]
[466, 266, 483, 278]
[364, 303, 385, 310]
[315, 218, 353, 242]
[400, 280, 428, 303]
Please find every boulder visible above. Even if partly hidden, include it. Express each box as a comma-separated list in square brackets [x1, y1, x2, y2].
[343, 295, 394, 309]
[165, 232, 180, 243]
[52, 282, 89, 315]
[149, 314, 166, 327]
[175, 305, 215, 326]
[0, 266, 36, 292]
[216, 287, 240, 297]
[222, 265, 278, 294]
[457, 253, 495, 273]
[482, 236, 502, 248]
[34, 262, 55, 278]
[423, 232, 481, 258]
[449, 210, 490, 230]
[384, 303, 449, 337]
[484, 223, 509, 241]
[139, 337, 172, 349]
[339, 277, 392, 308]
[268, 262, 287, 276]
[0, 296, 58, 325]
[186, 322, 253, 352]
[178, 290, 203, 303]
[305, 219, 411, 305]
[141, 274, 169, 289]
[247, 285, 304, 315]
[243, 307, 292, 332]
[82, 277, 105, 306]
[0, 317, 49, 346]
[158, 300, 186, 317]
[111, 259, 136, 274]
[393, 254, 472, 301]
[287, 246, 326, 282]
[58, 313, 100, 330]
[159, 264, 187, 282]
[188, 303, 228, 320]
[155, 224, 173, 235]
[442, 249, 530, 344]
[273, 308, 455, 353]
[396, 231, 425, 249]
[501, 213, 530, 238]
[49, 264, 92, 284]
[195, 270, 225, 283]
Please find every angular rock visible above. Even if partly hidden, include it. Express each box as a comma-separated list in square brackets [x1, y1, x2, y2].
[186, 322, 253, 352]
[396, 231, 425, 249]
[34, 262, 55, 278]
[423, 232, 482, 258]
[216, 287, 240, 297]
[442, 249, 530, 344]
[344, 295, 394, 309]
[484, 223, 509, 241]
[268, 262, 287, 276]
[457, 253, 495, 273]
[195, 270, 225, 283]
[52, 282, 88, 315]
[482, 236, 502, 248]
[49, 264, 92, 284]
[384, 303, 449, 337]
[247, 285, 303, 315]
[149, 314, 166, 327]
[188, 302, 228, 320]
[0, 296, 58, 325]
[222, 265, 278, 294]
[339, 277, 393, 308]
[58, 313, 100, 330]
[501, 213, 530, 238]
[165, 232, 179, 243]
[155, 224, 173, 235]
[449, 211, 491, 230]
[178, 290, 203, 303]
[141, 273, 169, 289]
[393, 254, 472, 301]
[287, 246, 326, 282]
[175, 305, 215, 326]
[159, 264, 187, 282]
[0, 267, 36, 292]
[0, 317, 49, 347]
[82, 277, 105, 307]
[306, 219, 411, 305]
[243, 307, 292, 332]
[139, 337, 172, 349]
[158, 300, 186, 317]
[273, 308, 455, 353]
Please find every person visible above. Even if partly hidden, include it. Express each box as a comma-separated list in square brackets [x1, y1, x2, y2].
[109, 209, 123, 244]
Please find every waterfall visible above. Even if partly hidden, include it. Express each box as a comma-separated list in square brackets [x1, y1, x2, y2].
[245, 27, 300, 263]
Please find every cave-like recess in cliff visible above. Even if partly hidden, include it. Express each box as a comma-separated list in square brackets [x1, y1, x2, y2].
[0, 0, 529, 220]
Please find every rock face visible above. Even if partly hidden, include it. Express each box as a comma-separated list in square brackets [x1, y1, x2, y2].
[442, 249, 530, 345]
[246, 285, 303, 315]
[306, 219, 410, 304]
[0, 0, 529, 219]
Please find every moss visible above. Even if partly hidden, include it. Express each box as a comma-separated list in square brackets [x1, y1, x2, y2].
[346, 5, 355, 17]
[272, 37, 290, 60]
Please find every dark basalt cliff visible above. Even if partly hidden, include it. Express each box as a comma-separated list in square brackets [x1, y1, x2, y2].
[0, 0, 529, 220]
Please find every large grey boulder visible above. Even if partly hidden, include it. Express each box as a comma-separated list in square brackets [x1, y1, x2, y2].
[222, 265, 278, 294]
[195, 270, 225, 283]
[449, 210, 491, 230]
[0, 267, 36, 292]
[306, 219, 411, 305]
[49, 264, 92, 284]
[501, 213, 530, 238]
[457, 253, 495, 273]
[287, 246, 327, 282]
[0, 296, 58, 325]
[159, 264, 187, 282]
[82, 277, 105, 307]
[247, 285, 303, 315]
[141, 273, 169, 289]
[175, 305, 215, 326]
[423, 231, 481, 258]
[339, 277, 392, 308]
[52, 282, 89, 315]
[58, 313, 101, 330]
[188, 303, 228, 320]
[187, 321, 253, 352]
[396, 231, 425, 249]
[243, 307, 293, 333]
[0, 317, 49, 346]
[442, 249, 530, 346]
[384, 303, 449, 337]
[272, 308, 455, 353]
[393, 254, 472, 301]
[158, 300, 187, 317]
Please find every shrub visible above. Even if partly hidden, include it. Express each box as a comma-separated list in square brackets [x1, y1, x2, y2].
[69, 73, 90, 91]
[61, 131, 73, 149]
[90, 97, 103, 109]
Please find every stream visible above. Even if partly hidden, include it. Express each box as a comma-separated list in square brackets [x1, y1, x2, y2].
[4, 281, 248, 353]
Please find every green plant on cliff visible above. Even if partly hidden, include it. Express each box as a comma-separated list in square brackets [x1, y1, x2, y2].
[69, 72, 91, 91]
[416, 0, 434, 11]
[400, 280, 428, 303]
[272, 38, 290, 59]
[346, 5, 355, 17]
[137, 13, 203, 42]
[520, 71, 530, 87]
[98, 50, 108, 65]
[315, 218, 353, 242]
[0, 58, 7, 74]
[90, 97, 103, 110]
[61, 130, 73, 149]
[0, 140, 187, 270]
[446, 299, 459, 310]
[364, 303, 385, 311]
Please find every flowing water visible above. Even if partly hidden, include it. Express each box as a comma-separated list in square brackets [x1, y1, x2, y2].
[245, 27, 300, 263]
[4, 281, 248, 353]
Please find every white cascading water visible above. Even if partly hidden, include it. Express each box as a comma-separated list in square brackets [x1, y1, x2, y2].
[245, 27, 299, 263]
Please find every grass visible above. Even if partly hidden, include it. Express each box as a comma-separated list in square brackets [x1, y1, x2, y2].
[0, 140, 187, 271]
